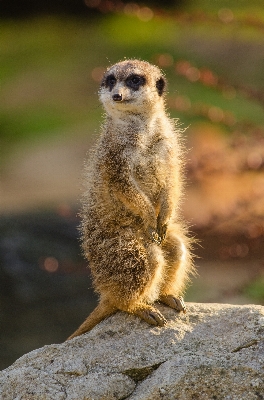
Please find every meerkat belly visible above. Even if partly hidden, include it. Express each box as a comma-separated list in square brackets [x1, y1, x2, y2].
[90, 176, 141, 229]
[133, 154, 165, 202]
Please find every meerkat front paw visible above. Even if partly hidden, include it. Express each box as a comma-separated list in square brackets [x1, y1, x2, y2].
[133, 306, 167, 326]
[156, 222, 167, 242]
[159, 295, 187, 313]
[150, 229, 162, 245]
[156, 214, 168, 242]
[148, 221, 167, 245]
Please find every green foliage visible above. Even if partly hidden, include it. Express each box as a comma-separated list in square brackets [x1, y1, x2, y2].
[244, 277, 264, 301]
[0, 6, 264, 154]
[102, 14, 176, 49]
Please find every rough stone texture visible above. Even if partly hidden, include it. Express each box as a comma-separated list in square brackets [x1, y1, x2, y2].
[0, 303, 264, 399]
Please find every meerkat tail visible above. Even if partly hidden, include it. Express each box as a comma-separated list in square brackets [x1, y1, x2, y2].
[66, 300, 117, 340]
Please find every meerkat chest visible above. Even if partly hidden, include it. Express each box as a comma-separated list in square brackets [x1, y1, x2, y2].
[133, 151, 159, 178]
[131, 140, 170, 188]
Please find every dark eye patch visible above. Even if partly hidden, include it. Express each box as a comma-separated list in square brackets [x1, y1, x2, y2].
[103, 74, 117, 91]
[125, 74, 146, 90]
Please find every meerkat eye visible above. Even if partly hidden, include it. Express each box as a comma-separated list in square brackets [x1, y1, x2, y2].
[131, 76, 140, 84]
[126, 74, 146, 90]
[105, 74, 117, 90]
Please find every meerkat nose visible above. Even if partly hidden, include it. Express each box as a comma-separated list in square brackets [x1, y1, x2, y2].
[112, 93, 122, 102]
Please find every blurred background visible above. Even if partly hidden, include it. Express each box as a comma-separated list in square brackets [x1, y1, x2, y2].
[1, 0, 264, 370]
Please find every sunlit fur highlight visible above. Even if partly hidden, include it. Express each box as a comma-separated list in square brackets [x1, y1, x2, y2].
[68, 59, 194, 340]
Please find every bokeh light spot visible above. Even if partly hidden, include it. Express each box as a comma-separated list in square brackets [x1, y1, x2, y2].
[157, 53, 174, 67]
[124, 3, 140, 16]
[174, 95, 191, 111]
[44, 257, 59, 273]
[218, 8, 234, 24]
[186, 67, 200, 82]
[208, 106, 224, 123]
[137, 7, 154, 22]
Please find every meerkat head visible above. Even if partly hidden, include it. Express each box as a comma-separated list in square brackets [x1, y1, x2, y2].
[99, 59, 166, 118]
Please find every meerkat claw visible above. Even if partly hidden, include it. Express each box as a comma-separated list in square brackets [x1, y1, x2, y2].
[174, 296, 187, 313]
[159, 295, 187, 313]
[157, 222, 167, 242]
[151, 230, 162, 245]
[149, 311, 167, 326]
[134, 308, 167, 326]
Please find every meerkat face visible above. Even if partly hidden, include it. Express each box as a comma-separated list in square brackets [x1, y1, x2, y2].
[99, 60, 166, 117]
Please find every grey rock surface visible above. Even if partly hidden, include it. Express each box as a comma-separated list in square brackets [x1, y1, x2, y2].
[0, 303, 264, 399]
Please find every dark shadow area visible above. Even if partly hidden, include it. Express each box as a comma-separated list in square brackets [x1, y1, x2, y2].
[0, 0, 185, 18]
[0, 210, 97, 370]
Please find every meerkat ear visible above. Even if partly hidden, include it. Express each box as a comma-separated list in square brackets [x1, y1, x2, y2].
[156, 77, 166, 96]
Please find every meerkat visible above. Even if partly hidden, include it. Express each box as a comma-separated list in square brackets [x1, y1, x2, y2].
[68, 59, 193, 340]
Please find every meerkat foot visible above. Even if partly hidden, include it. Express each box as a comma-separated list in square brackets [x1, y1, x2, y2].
[159, 295, 187, 313]
[133, 306, 167, 326]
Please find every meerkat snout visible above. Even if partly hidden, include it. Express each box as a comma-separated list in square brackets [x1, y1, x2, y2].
[112, 93, 122, 102]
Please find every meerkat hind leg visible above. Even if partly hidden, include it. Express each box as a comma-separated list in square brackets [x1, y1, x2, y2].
[159, 227, 191, 315]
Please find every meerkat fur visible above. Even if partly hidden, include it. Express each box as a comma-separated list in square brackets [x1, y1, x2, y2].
[68, 59, 194, 340]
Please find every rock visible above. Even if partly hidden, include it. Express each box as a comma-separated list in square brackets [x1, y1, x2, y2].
[0, 303, 264, 399]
